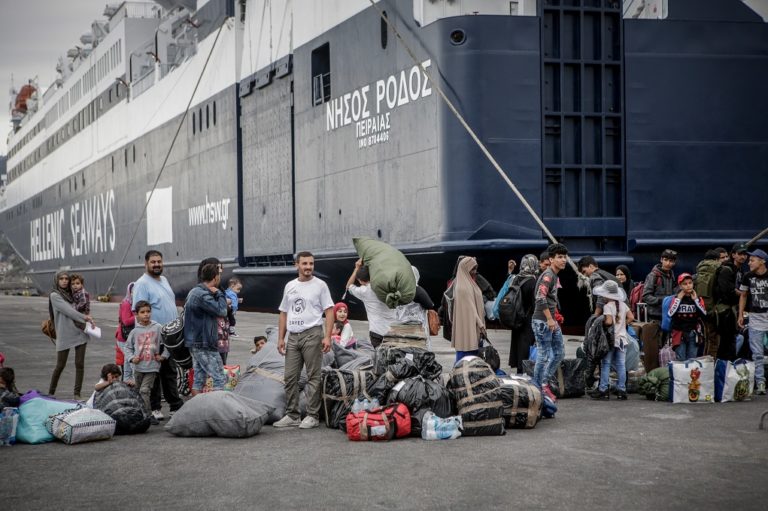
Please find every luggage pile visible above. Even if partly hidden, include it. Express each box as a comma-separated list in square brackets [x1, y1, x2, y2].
[522, 358, 587, 398]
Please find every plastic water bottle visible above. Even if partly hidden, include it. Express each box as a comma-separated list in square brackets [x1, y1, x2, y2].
[367, 398, 380, 410]
[351, 398, 369, 414]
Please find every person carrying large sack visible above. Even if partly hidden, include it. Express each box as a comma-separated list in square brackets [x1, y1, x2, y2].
[274, 251, 334, 429]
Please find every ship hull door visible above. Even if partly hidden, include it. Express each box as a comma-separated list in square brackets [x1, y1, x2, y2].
[239, 65, 296, 262]
[540, 0, 626, 253]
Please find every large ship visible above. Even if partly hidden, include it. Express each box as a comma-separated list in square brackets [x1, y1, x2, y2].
[1, 0, 767, 324]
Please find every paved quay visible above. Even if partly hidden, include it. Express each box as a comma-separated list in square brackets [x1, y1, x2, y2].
[1, 295, 766, 511]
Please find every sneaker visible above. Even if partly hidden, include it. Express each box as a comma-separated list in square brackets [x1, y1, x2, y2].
[229, 327, 238, 336]
[298, 416, 320, 429]
[758, 382, 766, 395]
[590, 389, 609, 400]
[615, 390, 628, 401]
[542, 384, 558, 403]
[150, 416, 160, 426]
[152, 410, 165, 421]
[273, 415, 301, 428]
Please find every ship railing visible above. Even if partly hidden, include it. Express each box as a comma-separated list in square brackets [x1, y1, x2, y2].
[131, 68, 156, 98]
[109, 2, 163, 30]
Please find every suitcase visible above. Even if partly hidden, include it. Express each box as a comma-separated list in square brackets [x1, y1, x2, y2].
[632, 321, 661, 372]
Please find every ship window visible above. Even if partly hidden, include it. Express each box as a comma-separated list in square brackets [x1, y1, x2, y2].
[109, 89, 112, 103]
[125, 148, 128, 167]
[198, 108, 202, 132]
[111, 155, 114, 173]
[133, 145, 136, 163]
[206, 104, 210, 129]
[213, 101, 216, 125]
[381, 11, 388, 49]
[82, 173, 85, 187]
[116, 83, 120, 98]
[192, 112, 196, 134]
[311, 43, 331, 106]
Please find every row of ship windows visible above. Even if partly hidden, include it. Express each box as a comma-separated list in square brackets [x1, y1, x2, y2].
[191, 101, 217, 135]
[7, 83, 125, 183]
[9, 40, 123, 160]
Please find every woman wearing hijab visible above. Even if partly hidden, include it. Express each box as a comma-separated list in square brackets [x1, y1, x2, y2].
[115, 282, 136, 370]
[508, 255, 539, 373]
[451, 257, 486, 363]
[48, 271, 95, 399]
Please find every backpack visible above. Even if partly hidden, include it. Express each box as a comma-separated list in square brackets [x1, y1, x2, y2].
[694, 259, 721, 313]
[629, 283, 645, 313]
[660, 295, 675, 333]
[346, 403, 411, 441]
[498, 275, 533, 329]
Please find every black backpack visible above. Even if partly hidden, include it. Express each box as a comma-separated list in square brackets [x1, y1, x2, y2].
[498, 275, 533, 329]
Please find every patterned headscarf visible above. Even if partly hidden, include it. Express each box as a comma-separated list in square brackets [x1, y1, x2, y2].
[518, 254, 539, 277]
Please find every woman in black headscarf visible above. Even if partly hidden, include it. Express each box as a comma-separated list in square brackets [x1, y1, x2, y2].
[615, 265, 633, 304]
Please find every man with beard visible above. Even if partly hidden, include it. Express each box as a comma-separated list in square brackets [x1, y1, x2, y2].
[132, 250, 183, 419]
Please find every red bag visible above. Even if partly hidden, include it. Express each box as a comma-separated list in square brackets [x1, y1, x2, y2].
[346, 403, 411, 441]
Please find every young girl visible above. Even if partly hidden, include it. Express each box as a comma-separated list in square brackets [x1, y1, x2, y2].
[331, 302, 355, 348]
[0, 368, 20, 409]
[70, 273, 91, 331]
[590, 280, 635, 400]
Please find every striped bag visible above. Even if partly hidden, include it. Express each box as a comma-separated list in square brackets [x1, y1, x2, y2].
[46, 408, 116, 444]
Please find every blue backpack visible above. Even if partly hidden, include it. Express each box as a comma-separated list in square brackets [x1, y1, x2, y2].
[660, 295, 675, 333]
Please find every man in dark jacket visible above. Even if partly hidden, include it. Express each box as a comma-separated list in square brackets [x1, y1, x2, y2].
[714, 247, 743, 361]
[577, 256, 619, 316]
[184, 262, 228, 395]
[642, 249, 678, 322]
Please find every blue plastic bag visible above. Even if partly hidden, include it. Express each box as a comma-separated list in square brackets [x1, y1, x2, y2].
[421, 411, 462, 440]
[0, 408, 19, 446]
[17, 397, 82, 444]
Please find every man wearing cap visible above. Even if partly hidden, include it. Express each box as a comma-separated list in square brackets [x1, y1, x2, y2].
[713, 243, 748, 360]
[737, 248, 768, 395]
[642, 249, 678, 322]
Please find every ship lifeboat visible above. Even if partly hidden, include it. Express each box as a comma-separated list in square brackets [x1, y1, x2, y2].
[13, 84, 36, 115]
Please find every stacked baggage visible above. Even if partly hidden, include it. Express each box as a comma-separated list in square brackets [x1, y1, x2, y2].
[446, 357, 505, 436]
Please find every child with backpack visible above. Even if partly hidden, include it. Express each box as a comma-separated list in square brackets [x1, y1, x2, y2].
[668, 273, 706, 361]
[590, 281, 635, 400]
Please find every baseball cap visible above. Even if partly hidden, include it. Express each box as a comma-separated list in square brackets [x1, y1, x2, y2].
[747, 249, 768, 261]
[677, 273, 693, 284]
[731, 243, 748, 254]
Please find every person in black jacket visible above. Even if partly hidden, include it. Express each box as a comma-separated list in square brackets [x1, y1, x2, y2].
[714, 249, 741, 361]
[507, 255, 538, 373]
[577, 256, 619, 316]
[642, 249, 678, 321]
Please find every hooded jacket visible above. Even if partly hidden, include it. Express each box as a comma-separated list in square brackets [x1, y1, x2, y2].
[642, 264, 677, 319]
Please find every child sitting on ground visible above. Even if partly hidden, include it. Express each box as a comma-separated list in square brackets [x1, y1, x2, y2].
[124, 301, 167, 425]
[668, 273, 706, 361]
[86, 364, 123, 407]
[251, 336, 267, 354]
[0, 368, 20, 409]
[70, 273, 91, 330]
[225, 278, 243, 336]
[331, 302, 355, 348]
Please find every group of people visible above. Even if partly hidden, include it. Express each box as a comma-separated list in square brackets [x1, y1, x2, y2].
[11, 240, 765, 433]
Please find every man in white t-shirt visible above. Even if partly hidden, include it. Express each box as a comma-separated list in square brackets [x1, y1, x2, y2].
[346, 259, 396, 347]
[274, 251, 334, 429]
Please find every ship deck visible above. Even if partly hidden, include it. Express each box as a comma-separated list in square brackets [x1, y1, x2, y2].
[1, 296, 766, 510]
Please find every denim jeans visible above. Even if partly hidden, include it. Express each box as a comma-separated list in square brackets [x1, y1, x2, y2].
[599, 347, 626, 392]
[674, 330, 698, 361]
[190, 348, 226, 391]
[747, 326, 767, 385]
[531, 319, 564, 389]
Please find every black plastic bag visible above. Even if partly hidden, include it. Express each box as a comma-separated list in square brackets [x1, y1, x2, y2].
[521, 358, 586, 398]
[93, 382, 150, 435]
[387, 376, 453, 437]
[374, 346, 442, 381]
[447, 357, 505, 436]
[498, 377, 541, 429]
[478, 336, 500, 372]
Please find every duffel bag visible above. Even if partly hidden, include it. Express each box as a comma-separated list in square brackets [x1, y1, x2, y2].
[161, 308, 192, 369]
[346, 403, 411, 441]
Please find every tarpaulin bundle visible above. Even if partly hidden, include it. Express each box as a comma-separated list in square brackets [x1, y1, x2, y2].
[522, 358, 586, 398]
[447, 357, 505, 436]
[353, 237, 416, 308]
[638, 367, 671, 402]
[497, 376, 542, 429]
[374, 346, 442, 381]
[386, 376, 453, 436]
[93, 382, 150, 435]
[321, 368, 377, 430]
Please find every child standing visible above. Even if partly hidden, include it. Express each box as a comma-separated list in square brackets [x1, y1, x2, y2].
[225, 278, 243, 336]
[331, 302, 355, 348]
[124, 301, 167, 425]
[0, 368, 20, 409]
[70, 273, 91, 330]
[590, 281, 635, 400]
[669, 273, 707, 361]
